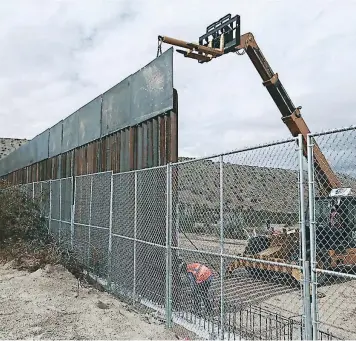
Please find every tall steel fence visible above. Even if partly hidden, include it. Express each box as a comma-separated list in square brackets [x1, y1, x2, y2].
[15, 127, 356, 340]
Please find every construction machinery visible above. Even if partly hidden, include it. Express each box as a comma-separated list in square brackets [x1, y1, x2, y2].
[158, 14, 356, 283]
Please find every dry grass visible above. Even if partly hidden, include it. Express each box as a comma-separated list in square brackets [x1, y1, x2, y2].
[0, 181, 84, 278]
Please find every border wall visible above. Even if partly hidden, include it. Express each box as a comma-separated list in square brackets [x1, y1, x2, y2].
[0, 48, 179, 308]
[0, 48, 178, 184]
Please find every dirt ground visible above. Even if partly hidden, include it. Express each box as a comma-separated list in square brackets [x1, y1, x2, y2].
[0, 263, 179, 340]
[261, 278, 356, 340]
[179, 232, 356, 340]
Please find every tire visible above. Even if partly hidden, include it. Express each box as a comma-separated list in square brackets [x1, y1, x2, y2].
[243, 236, 270, 279]
[243, 235, 270, 256]
[316, 250, 331, 286]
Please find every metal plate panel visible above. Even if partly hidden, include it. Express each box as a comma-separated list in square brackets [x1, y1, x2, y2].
[49, 121, 63, 158]
[130, 47, 173, 125]
[1, 50, 177, 181]
[6, 146, 20, 172]
[0, 157, 5, 176]
[9, 147, 24, 171]
[22, 140, 37, 167]
[62, 112, 78, 153]
[78, 96, 102, 146]
[33, 129, 49, 162]
[3, 152, 13, 175]
[101, 77, 131, 136]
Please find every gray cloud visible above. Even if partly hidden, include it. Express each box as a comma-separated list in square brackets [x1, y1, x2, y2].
[0, 0, 355, 164]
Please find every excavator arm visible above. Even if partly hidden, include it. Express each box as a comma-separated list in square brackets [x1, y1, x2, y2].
[159, 32, 341, 195]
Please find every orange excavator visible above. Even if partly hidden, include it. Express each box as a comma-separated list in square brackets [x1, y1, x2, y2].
[159, 14, 356, 283]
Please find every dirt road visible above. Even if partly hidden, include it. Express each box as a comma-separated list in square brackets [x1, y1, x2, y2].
[0, 263, 178, 340]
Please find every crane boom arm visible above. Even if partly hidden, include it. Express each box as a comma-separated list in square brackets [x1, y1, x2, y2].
[236, 33, 341, 193]
[159, 33, 341, 194]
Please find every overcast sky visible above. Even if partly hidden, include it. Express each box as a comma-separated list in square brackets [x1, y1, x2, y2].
[0, 0, 356, 158]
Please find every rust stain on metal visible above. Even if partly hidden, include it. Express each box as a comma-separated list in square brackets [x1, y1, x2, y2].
[159, 116, 166, 166]
[3, 90, 178, 183]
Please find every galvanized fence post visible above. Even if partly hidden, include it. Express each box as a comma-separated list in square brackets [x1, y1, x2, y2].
[176, 202, 180, 257]
[49, 180, 52, 235]
[133, 171, 137, 305]
[107, 172, 114, 287]
[59, 178, 62, 244]
[298, 134, 312, 340]
[32, 182, 35, 201]
[71, 177, 76, 251]
[219, 155, 225, 340]
[88, 176, 93, 267]
[40, 182, 43, 213]
[307, 134, 319, 340]
[165, 163, 173, 328]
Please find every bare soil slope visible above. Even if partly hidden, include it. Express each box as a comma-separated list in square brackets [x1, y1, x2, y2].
[0, 263, 178, 340]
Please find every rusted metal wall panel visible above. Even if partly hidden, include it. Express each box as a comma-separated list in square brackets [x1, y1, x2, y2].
[1, 48, 177, 183]
[1, 107, 178, 184]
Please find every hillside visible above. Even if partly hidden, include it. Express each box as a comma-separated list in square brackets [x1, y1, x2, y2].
[176, 157, 356, 219]
[0, 138, 28, 160]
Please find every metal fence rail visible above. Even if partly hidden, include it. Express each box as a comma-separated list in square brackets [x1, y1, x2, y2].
[14, 128, 356, 340]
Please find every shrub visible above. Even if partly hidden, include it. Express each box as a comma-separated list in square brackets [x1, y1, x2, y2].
[0, 184, 49, 245]
[0, 182, 80, 275]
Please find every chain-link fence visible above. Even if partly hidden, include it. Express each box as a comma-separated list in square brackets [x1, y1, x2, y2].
[170, 138, 309, 340]
[307, 127, 356, 340]
[17, 128, 356, 340]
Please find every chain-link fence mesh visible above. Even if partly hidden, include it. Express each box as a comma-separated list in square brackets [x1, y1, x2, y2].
[111, 172, 135, 300]
[309, 127, 356, 340]
[223, 140, 304, 341]
[50, 179, 61, 242]
[136, 166, 168, 308]
[60, 177, 73, 251]
[171, 157, 221, 338]
[73, 174, 92, 268]
[171, 140, 308, 340]
[18, 129, 356, 340]
[89, 172, 111, 277]
[41, 181, 50, 219]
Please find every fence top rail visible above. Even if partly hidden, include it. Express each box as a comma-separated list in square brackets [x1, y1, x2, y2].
[74, 170, 114, 179]
[172, 136, 298, 166]
[309, 124, 356, 137]
[112, 164, 168, 176]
